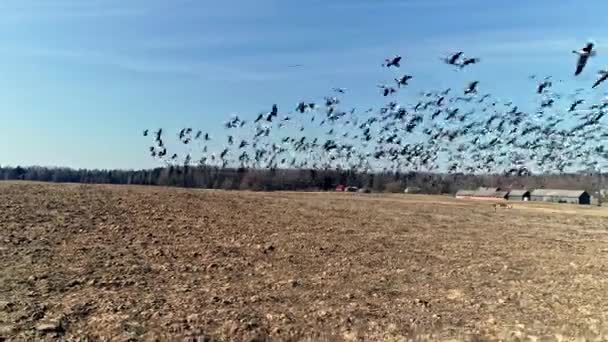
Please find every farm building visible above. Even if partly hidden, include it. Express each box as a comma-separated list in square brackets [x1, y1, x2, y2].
[530, 189, 591, 205]
[455, 190, 476, 199]
[478, 187, 502, 192]
[455, 188, 508, 201]
[404, 186, 422, 194]
[506, 189, 531, 201]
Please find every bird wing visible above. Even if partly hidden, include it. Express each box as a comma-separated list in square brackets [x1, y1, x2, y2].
[448, 52, 462, 64]
[583, 43, 594, 53]
[593, 74, 608, 88]
[575, 55, 588, 75]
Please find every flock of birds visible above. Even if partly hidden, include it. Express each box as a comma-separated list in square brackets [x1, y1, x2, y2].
[143, 42, 608, 176]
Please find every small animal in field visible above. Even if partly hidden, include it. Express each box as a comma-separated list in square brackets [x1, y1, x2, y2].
[493, 203, 513, 212]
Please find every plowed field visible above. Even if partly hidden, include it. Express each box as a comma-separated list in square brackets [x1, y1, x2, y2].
[2, 182, 608, 341]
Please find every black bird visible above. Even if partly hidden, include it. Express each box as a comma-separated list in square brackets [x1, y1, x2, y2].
[445, 108, 459, 120]
[379, 85, 397, 97]
[507, 106, 519, 114]
[431, 109, 442, 120]
[255, 113, 264, 123]
[143, 129, 149, 137]
[296, 102, 307, 114]
[478, 94, 491, 103]
[333, 87, 346, 93]
[537, 79, 552, 94]
[573, 42, 595, 76]
[569, 99, 584, 112]
[464, 81, 479, 95]
[270, 104, 278, 116]
[395, 75, 413, 87]
[220, 148, 228, 159]
[460, 57, 480, 68]
[540, 99, 554, 108]
[383, 55, 402, 68]
[445, 51, 463, 65]
[592, 69, 608, 88]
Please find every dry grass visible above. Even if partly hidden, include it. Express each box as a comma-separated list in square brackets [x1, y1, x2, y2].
[2, 182, 608, 341]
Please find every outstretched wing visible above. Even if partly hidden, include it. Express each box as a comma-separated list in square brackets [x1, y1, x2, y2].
[592, 74, 607, 88]
[575, 55, 589, 75]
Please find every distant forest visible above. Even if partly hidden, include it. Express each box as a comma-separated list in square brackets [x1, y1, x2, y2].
[1, 165, 606, 195]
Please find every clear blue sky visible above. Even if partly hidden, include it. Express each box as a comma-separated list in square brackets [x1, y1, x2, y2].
[1, 0, 607, 169]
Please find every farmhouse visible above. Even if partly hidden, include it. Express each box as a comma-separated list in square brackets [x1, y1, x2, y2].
[506, 189, 531, 201]
[530, 189, 591, 205]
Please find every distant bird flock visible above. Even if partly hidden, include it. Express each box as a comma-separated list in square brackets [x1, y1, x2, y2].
[143, 41, 608, 175]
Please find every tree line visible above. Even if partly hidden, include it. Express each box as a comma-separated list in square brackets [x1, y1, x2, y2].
[0, 165, 605, 195]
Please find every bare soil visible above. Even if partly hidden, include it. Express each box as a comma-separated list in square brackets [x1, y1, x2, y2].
[2, 182, 608, 341]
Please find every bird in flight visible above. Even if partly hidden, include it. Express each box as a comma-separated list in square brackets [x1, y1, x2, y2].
[383, 55, 402, 68]
[592, 69, 608, 88]
[460, 57, 480, 68]
[537, 79, 552, 94]
[378, 85, 397, 96]
[573, 42, 596, 76]
[569, 99, 584, 112]
[395, 75, 413, 87]
[444, 51, 463, 65]
[464, 81, 479, 95]
[333, 87, 347, 94]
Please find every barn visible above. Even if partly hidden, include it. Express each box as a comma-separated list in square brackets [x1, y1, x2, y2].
[530, 189, 591, 205]
[506, 189, 531, 201]
[455, 189, 476, 199]
[404, 186, 422, 194]
[455, 188, 508, 201]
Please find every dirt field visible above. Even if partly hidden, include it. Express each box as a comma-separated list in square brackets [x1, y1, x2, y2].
[2, 182, 608, 341]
